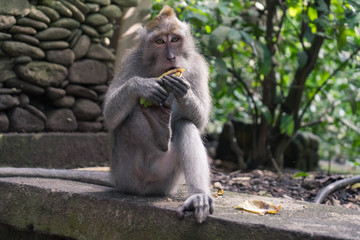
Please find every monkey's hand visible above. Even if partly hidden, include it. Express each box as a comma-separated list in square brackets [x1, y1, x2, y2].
[137, 78, 168, 106]
[177, 193, 214, 223]
[162, 75, 191, 98]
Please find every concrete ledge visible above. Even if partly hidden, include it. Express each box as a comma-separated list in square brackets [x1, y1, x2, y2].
[0, 177, 359, 239]
[0, 133, 109, 168]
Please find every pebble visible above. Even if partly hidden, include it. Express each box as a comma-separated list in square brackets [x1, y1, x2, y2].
[13, 33, 40, 46]
[46, 109, 77, 132]
[72, 98, 102, 120]
[0, 32, 12, 40]
[9, 25, 37, 35]
[14, 56, 32, 64]
[36, 27, 71, 41]
[80, 24, 99, 38]
[45, 87, 66, 100]
[112, 0, 139, 7]
[0, 15, 16, 30]
[9, 107, 45, 132]
[66, 0, 89, 15]
[5, 78, 45, 95]
[66, 84, 98, 100]
[97, 23, 113, 33]
[18, 94, 30, 107]
[61, 0, 85, 23]
[39, 41, 69, 50]
[46, 48, 75, 66]
[89, 84, 108, 94]
[37, 6, 60, 21]
[85, 13, 109, 26]
[2, 41, 45, 59]
[17, 17, 48, 30]
[28, 6, 51, 24]
[85, 3, 100, 13]
[41, 0, 73, 18]
[0, 70, 17, 82]
[25, 104, 47, 122]
[52, 95, 75, 108]
[72, 34, 90, 59]
[68, 59, 107, 85]
[86, 43, 115, 61]
[87, 0, 111, 6]
[0, 94, 20, 110]
[0, 112, 9, 132]
[100, 4, 122, 18]
[15, 61, 68, 87]
[0, 0, 30, 16]
[51, 18, 80, 29]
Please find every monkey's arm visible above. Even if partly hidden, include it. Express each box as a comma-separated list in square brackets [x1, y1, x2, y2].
[163, 75, 210, 131]
[104, 77, 168, 130]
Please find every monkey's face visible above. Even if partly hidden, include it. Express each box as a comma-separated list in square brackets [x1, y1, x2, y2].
[146, 33, 188, 74]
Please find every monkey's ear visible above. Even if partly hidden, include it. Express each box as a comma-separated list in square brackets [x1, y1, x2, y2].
[145, 5, 180, 31]
[158, 5, 176, 18]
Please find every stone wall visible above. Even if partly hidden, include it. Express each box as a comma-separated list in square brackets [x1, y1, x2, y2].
[0, 0, 138, 133]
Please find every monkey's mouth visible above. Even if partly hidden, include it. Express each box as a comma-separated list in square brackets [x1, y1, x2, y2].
[166, 67, 177, 71]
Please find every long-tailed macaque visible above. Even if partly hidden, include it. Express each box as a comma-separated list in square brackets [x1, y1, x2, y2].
[103, 5, 213, 223]
[0, 6, 213, 223]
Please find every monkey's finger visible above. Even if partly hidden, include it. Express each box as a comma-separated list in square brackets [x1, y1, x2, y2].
[163, 76, 190, 92]
[153, 88, 168, 101]
[162, 77, 188, 96]
[208, 197, 214, 214]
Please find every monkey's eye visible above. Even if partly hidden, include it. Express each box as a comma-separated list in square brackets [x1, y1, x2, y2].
[171, 37, 180, 42]
[155, 39, 165, 44]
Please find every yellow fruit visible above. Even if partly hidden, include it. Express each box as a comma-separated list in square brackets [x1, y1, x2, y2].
[140, 68, 186, 107]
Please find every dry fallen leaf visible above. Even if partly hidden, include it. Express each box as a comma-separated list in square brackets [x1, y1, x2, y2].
[213, 189, 224, 198]
[235, 200, 281, 215]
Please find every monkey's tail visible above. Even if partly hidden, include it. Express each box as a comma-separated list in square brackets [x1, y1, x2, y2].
[0, 167, 113, 187]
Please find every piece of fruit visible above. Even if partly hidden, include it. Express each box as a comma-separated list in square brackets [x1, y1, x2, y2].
[235, 200, 282, 215]
[139, 68, 186, 108]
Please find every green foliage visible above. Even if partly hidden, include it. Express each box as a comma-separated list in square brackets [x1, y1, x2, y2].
[152, 0, 360, 166]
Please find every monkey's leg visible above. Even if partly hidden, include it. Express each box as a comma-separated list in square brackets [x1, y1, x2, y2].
[173, 119, 214, 223]
[141, 104, 172, 152]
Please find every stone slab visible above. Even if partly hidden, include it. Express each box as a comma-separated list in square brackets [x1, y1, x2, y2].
[0, 133, 109, 168]
[0, 177, 359, 240]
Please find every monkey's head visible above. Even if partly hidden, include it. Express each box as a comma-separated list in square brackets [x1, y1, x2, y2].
[139, 6, 196, 76]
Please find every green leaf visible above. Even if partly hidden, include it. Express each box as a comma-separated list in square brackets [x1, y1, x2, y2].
[280, 113, 294, 136]
[239, 30, 253, 45]
[253, 40, 271, 75]
[209, 26, 232, 51]
[214, 59, 228, 76]
[288, 7, 298, 17]
[308, 6, 318, 21]
[337, 25, 347, 51]
[228, 29, 241, 42]
[293, 172, 310, 179]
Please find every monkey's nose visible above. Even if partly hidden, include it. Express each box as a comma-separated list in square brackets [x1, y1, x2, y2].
[166, 52, 176, 62]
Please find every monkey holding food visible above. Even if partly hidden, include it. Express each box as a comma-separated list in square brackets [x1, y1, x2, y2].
[0, 6, 213, 223]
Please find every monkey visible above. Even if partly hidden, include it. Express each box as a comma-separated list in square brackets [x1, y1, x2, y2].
[0, 6, 214, 223]
[103, 5, 214, 223]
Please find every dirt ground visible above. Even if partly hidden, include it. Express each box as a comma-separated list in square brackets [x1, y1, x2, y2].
[211, 168, 360, 210]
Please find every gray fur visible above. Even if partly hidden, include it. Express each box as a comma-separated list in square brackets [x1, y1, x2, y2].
[103, 8, 213, 223]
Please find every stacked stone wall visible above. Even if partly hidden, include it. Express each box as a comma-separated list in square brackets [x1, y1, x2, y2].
[0, 0, 138, 132]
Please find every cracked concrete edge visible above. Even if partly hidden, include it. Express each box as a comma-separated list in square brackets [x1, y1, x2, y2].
[0, 133, 110, 168]
[0, 177, 359, 240]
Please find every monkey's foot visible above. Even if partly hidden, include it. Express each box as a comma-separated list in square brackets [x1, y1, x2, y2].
[177, 193, 214, 223]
